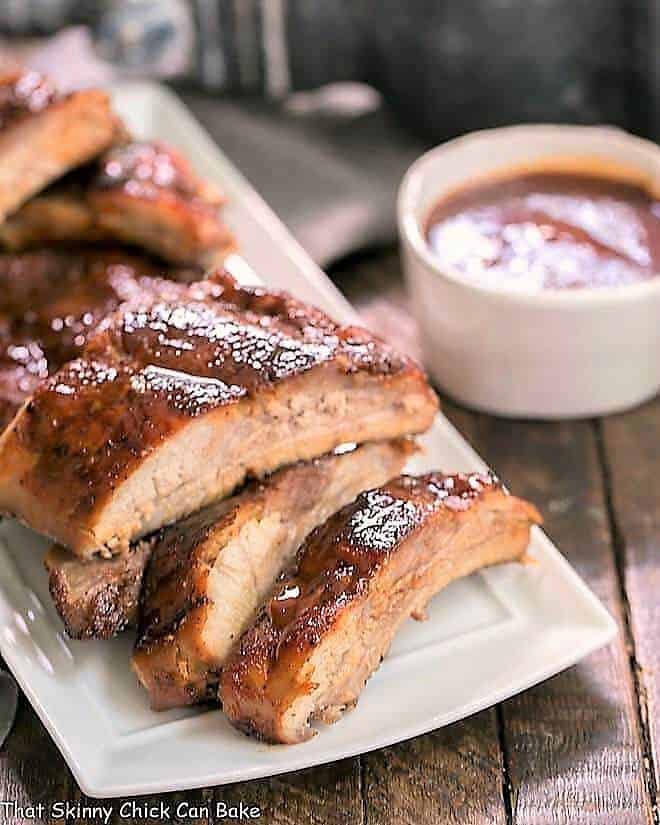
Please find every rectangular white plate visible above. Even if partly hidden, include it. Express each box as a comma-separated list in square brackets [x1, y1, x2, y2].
[0, 83, 616, 798]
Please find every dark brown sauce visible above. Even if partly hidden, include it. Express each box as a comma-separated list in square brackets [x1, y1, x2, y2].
[15, 271, 418, 520]
[0, 248, 199, 428]
[426, 172, 660, 290]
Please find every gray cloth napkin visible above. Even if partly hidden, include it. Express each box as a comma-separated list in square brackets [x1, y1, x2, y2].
[183, 90, 425, 266]
[0, 670, 17, 747]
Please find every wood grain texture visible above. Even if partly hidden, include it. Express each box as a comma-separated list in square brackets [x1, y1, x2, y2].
[446, 409, 653, 825]
[217, 759, 362, 825]
[361, 711, 507, 825]
[601, 401, 660, 814]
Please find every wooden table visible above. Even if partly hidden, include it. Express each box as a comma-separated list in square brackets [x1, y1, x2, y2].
[0, 249, 658, 825]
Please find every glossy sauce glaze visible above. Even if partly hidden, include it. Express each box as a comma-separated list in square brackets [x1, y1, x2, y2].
[93, 141, 220, 206]
[16, 271, 422, 514]
[0, 248, 199, 427]
[0, 71, 58, 130]
[28, 276, 409, 437]
[267, 472, 501, 635]
[426, 172, 660, 290]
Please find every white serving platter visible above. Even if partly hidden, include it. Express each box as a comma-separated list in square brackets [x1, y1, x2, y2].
[0, 82, 616, 798]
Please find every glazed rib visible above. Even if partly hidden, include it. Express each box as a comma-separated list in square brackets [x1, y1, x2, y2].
[220, 472, 541, 744]
[90, 141, 233, 265]
[45, 541, 153, 640]
[0, 141, 235, 265]
[0, 71, 121, 221]
[0, 271, 438, 558]
[132, 439, 412, 710]
[0, 247, 201, 429]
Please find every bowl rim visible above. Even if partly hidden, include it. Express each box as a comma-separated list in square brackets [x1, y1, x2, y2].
[397, 123, 660, 307]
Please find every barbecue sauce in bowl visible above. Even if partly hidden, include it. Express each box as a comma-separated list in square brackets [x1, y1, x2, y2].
[425, 171, 660, 290]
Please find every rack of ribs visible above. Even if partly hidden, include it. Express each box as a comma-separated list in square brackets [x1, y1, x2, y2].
[131, 439, 412, 710]
[0, 271, 438, 558]
[220, 471, 541, 744]
[0, 71, 121, 222]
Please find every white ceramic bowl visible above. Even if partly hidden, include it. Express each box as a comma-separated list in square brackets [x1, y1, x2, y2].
[398, 124, 660, 418]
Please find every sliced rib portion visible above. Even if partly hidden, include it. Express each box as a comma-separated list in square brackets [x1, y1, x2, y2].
[132, 439, 412, 710]
[90, 141, 233, 265]
[220, 472, 541, 744]
[0, 141, 235, 265]
[0, 272, 438, 558]
[0, 71, 121, 221]
[45, 541, 153, 640]
[0, 247, 200, 428]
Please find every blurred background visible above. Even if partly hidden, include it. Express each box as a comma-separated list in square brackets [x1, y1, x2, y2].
[0, 0, 656, 265]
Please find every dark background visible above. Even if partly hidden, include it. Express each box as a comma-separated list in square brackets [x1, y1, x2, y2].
[1, 0, 658, 142]
[284, 0, 656, 140]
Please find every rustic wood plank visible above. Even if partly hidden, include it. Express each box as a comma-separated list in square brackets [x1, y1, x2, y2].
[446, 408, 654, 824]
[217, 759, 362, 825]
[600, 400, 660, 814]
[361, 710, 508, 825]
[72, 789, 214, 825]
